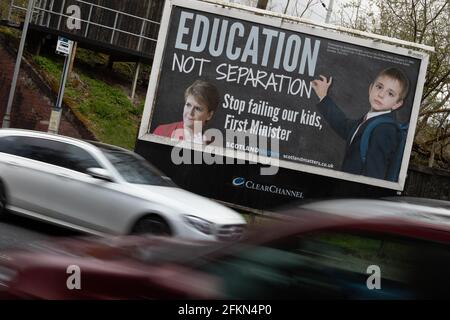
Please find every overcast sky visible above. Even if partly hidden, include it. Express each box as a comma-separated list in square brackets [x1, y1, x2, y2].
[229, 0, 374, 25]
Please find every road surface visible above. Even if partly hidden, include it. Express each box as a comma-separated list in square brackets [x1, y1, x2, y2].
[0, 212, 81, 250]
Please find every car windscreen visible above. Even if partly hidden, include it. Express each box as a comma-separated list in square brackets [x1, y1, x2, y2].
[99, 147, 176, 186]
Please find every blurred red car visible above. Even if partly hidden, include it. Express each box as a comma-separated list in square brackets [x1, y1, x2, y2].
[1, 199, 450, 299]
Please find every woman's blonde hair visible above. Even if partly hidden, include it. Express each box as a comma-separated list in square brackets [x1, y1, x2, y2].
[184, 80, 220, 112]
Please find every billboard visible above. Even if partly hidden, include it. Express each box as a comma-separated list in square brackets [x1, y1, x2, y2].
[138, 0, 429, 191]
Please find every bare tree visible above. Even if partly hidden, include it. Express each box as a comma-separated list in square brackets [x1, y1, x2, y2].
[257, 0, 269, 9]
[281, 0, 323, 18]
[338, 0, 450, 169]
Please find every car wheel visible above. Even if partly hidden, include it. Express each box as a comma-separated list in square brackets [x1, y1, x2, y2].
[132, 215, 172, 236]
[0, 181, 6, 216]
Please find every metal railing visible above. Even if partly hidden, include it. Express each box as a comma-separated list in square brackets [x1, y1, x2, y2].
[7, 0, 159, 52]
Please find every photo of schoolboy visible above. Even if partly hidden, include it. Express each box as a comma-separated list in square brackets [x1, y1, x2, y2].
[311, 67, 410, 181]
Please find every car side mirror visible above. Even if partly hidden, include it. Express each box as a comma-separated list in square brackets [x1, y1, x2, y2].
[87, 168, 114, 182]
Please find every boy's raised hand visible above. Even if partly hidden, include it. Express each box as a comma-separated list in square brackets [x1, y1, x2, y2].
[311, 75, 333, 101]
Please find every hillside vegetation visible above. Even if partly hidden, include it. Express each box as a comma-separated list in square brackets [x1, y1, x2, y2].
[32, 51, 146, 150]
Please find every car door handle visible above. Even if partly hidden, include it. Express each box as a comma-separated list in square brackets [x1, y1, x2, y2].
[5, 161, 19, 167]
[56, 173, 72, 179]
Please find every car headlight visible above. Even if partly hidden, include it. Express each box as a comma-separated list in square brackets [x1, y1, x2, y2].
[183, 215, 214, 235]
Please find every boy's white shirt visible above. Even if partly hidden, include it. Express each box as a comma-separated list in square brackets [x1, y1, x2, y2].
[365, 110, 391, 121]
[350, 110, 392, 144]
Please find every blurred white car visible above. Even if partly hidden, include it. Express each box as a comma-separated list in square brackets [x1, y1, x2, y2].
[0, 129, 245, 241]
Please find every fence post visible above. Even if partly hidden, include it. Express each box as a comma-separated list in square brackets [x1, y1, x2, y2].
[111, 12, 119, 44]
[7, 0, 14, 21]
[57, 0, 66, 30]
[84, 4, 93, 37]
[46, 0, 54, 27]
[39, 0, 47, 25]
[131, 61, 141, 100]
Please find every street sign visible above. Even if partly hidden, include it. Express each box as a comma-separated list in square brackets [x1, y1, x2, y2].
[56, 36, 72, 56]
[49, 37, 76, 134]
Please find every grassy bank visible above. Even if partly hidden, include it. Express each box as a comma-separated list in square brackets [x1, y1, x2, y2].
[32, 55, 143, 150]
[0, 23, 145, 150]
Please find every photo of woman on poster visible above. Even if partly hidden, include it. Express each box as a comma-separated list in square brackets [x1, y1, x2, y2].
[153, 80, 220, 145]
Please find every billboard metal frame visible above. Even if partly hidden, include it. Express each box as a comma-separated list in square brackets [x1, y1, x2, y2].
[138, 0, 430, 191]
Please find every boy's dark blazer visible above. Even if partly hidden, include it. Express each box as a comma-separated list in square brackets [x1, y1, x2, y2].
[317, 95, 400, 181]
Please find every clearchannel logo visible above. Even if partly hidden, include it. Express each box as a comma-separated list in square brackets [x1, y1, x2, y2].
[232, 177, 246, 187]
[231, 177, 304, 199]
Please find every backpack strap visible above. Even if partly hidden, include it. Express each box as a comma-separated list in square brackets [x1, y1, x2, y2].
[386, 122, 409, 181]
[360, 116, 409, 181]
[359, 116, 399, 164]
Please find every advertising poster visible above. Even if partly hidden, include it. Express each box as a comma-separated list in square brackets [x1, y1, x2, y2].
[139, 0, 429, 190]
